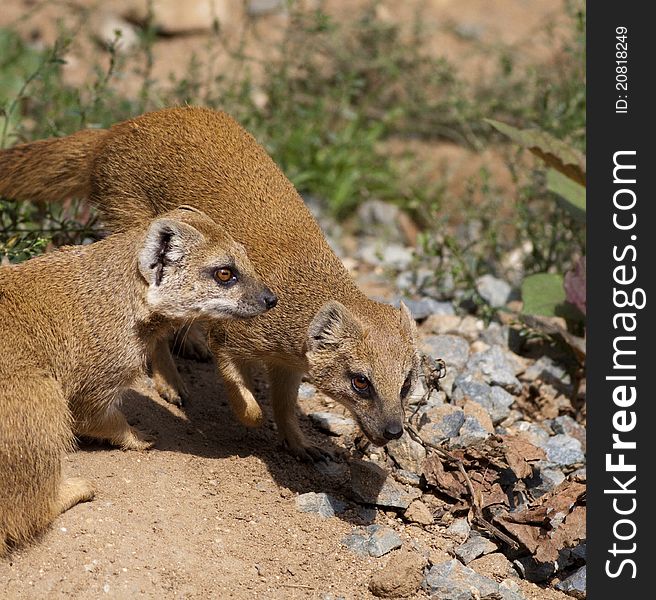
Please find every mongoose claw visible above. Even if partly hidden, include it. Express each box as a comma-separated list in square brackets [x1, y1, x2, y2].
[284, 440, 333, 463]
[154, 380, 188, 407]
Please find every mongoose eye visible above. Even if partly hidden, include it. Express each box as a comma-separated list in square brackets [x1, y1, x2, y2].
[351, 375, 371, 395]
[214, 267, 236, 284]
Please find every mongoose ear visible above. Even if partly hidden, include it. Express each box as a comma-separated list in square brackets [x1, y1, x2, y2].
[138, 218, 204, 286]
[399, 301, 417, 336]
[307, 301, 363, 352]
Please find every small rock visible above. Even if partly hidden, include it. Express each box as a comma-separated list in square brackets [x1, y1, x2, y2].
[454, 534, 498, 565]
[359, 243, 414, 270]
[514, 421, 551, 447]
[422, 559, 500, 599]
[449, 416, 490, 449]
[453, 375, 514, 425]
[551, 416, 586, 451]
[555, 565, 586, 599]
[309, 412, 356, 436]
[295, 492, 346, 518]
[394, 469, 422, 487]
[298, 382, 317, 400]
[248, 0, 284, 16]
[468, 553, 514, 580]
[526, 464, 566, 497]
[397, 297, 455, 321]
[418, 405, 465, 445]
[499, 579, 528, 600]
[480, 322, 511, 348]
[444, 518, 471, 542]
[476, 274, 512, 308]
[512, 557, 554, 583]
[350, 460, 421, 509]
[342, 524, 402, 558]
[386, 431, 427, 473]
[369, 550, 427, 598]
[421, 334, 470, 371]
[543, 434, 585, 467]
[422, 314, 463, 336]
[403, 500, 434, 526]
[522, 356, 570, 385]
[462, 400, 495, 434]
[464, 346, 522, 394]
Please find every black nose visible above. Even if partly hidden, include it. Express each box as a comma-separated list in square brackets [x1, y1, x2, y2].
[383, 421, 404, 441]
[262, 290, 278, 310]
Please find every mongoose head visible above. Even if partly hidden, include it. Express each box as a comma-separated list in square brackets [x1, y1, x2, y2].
[306, 300, 419, 446]
[138, 206, 277, 320]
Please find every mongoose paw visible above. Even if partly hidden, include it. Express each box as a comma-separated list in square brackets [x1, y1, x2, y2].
[119, 427, 156, 451]
[154, 380, 188, 407]
[283, 440, 333, 463]
[234, 400, 264, 428]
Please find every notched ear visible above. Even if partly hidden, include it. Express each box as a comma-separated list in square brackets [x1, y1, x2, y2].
[138, 218, 204, 286]
[307, 300, 363, 352]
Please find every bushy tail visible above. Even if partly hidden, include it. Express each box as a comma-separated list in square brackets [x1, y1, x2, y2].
[0, 128, 106, 203]
[0, 375, 72, 556]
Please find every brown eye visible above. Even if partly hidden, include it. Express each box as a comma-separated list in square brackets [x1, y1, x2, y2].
[351, 375, 370, 395]
[214, 267, 234, 283]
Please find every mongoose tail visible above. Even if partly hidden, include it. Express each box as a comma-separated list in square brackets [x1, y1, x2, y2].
[0, 128, 105, 203]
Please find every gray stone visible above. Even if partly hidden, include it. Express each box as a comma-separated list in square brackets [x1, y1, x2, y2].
[445, 518, 471, 542]
[386, 433, 427, 473]
[421, 335, 470, 372]
[454, 534, 498, 565]
[514, 421, 550, 447]
[499, 579, 528, 600]
[523, 356, 570, 384]
[449, 416, 490, 449]
[308, 411, 356, 436]
[526, 464, 566, 497]
[296, 492, 347, 518]
[452, 376, 514, 425]
[341, 524, 402, 558]
[419, 405, 465, 445]
[543, 434, 585, 467]
[422, 560, 500, 599]
[396, 297, 455, 320]
[298, 382, 317, 400]
[476, 274, 512, 308]
[551, 416, 586, 451]
[359, 242, 414, 270]
[394, 469, 422, 487]
[512, 557, 554, 583]
[350, 460, 422, 509]
[248, 0, 284, 16]
[555, 566, 586, 599]
[480, 322, 510, 348]
[464, 346, 522, 394]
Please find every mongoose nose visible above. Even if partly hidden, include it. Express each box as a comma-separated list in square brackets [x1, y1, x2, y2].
[262, 290, 278, 310]
[383, 421, 404, 440]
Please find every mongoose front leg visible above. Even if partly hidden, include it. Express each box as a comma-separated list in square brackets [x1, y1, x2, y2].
[151, 338, 189, 406]
[75, 405, 154, 451]
[267, 364, 331, 462]
[214, 352, 264, 427]
[56, 477, 95, 514]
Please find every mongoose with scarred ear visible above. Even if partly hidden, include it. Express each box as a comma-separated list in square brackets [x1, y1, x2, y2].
[0, 106, 419, 460]
[0, 206, 276, 555]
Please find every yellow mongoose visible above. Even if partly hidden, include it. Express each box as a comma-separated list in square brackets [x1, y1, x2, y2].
[0, 206, 276, 555]
[0, 107, 419, 460]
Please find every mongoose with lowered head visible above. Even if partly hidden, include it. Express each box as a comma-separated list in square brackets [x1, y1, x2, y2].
[0, 107, 419, 460]
[0, 206, 276, 555]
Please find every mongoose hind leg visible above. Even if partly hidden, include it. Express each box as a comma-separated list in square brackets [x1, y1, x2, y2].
[267, 364, 331, 462]
[214, 352, 264, 427]
[151, 339, 189, 406]
[75, 405, 154, 451]
[57, 477, 95, 514]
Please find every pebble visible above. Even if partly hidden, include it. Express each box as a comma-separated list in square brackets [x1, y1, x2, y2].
[295, 492, 346, 518]
[476, 274, 512, 308]
[341, 524, 402, 558]
[350, 460, 422, 509]
[464, 346, 522, 394]
[551, 415, 586, 451]
[454, 534, 498, 564]
[542, 434, 585, 467]
[386, 434, 427, 473]
[403, 500, 434, 526]
[522, 356, 570, 385]
[396, 297, 455, 321]
[298, 382, 317, 400]
[469, 553, 514, 580]
[393, 469, 422, 487]
[499, 579, 528, 600]
[369, 550, 426, 598]
[555, 565, 586, 599]
[449, 415, 490, 449]
[418, 405, 465, 445]
[422, 559, 500, 599]
[444, 518, 471, 542]
[308, 412, 356, 436]
[452, 375, 515, 424]
[526, 464, 566, 497]
[421, 334, 470, 372]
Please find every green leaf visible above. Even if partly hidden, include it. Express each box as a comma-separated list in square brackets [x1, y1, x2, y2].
[521, 273, 582, 320]
[485, 119, 586, 185]
[547, 168, 586, 221]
